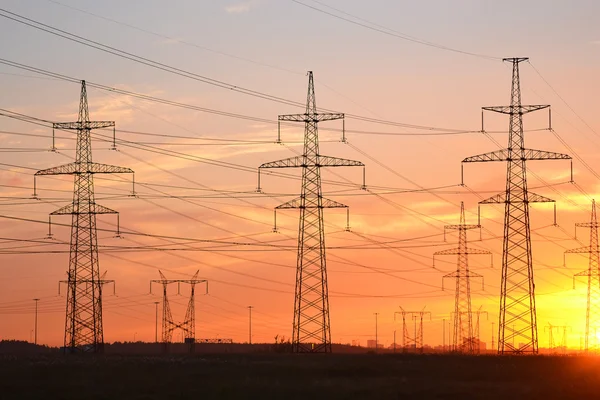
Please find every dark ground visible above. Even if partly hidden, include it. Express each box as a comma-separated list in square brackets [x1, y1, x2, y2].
[1, 353, 599, 399]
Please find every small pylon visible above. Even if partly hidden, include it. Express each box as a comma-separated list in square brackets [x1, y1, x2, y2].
[434, 202, 490, 354]
[35, 81, 134, 353]
[394, 307, 431, 353]
[150, 270, 208, 352]
[545, 323, 570, 353]
[258, 71, 365, 353]
[566, 200, 600, 352]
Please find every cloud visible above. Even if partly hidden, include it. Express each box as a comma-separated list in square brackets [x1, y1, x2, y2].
[590, 40, 600, 45]
[225, 0, 261, 14]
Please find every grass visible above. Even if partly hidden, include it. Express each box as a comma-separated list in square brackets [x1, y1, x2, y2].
[2, 353, 600, 399]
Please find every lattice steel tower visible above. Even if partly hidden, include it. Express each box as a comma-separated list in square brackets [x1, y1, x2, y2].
[462, 58, 571, 354]
[150, 270, 208, 349]
[566, 200, 600, 352]
[258, 71, 364, 353]
[35, 81, 134, 353]
[394, 307, 431, 353]
[434, 202, 489, 354]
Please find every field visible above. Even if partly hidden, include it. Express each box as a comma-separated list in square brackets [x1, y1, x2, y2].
[1, 353, 599, 399]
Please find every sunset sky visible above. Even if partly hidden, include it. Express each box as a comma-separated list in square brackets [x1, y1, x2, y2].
[0, 0, 599, 349]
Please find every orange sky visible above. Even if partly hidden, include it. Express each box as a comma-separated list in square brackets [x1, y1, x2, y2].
[0, 0, 599, 350]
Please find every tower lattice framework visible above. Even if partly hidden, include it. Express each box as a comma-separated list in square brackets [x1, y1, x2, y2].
[258, 71, 364, 353]
[150, 270, 207, 346]
[434, 202, 489, 354]
[395, 307, 431, 353]
[462, 58, 571, 354]
[35, 80, 134, 353]
[566, 200, 600, 352]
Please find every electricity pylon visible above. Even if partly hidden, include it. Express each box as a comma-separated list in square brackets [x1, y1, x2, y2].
[474, 307, 488, 354]
[150, 270, 208, 352]
[35, 80, 134, 353]
[258, 71, 364, 353]
[462, 58, 572, 354]
[434, 202, 490, 354]
[566, 200, 600, 353]
[545, 323, 570, 353]
[394, 307, 431, 353]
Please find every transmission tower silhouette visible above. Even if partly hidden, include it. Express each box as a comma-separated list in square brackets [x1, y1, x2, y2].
[257, 71, 364, 353]
[462, 57, 572, 354]
[150, 270, 208, 352]
[566, 200, 600, 353]
[34, 80, 134, 353]
[545, 323, 570, 353]
[433, 202, 489, 354]
[474, 306, 488, 354]
[394, 307, 431, 353]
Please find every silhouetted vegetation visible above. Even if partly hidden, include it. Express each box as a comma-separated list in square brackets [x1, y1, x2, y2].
[0, 340, 56, 355]
[1, 353, 600, 399]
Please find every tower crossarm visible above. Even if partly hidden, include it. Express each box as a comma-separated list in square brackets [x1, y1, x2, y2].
[462, 149, 570, 163]
[434, 248, 492, 257]
[444, 224, 480, 231]
[565, 246, 594, 255]
[279, 113, 344, 123]
[482, 105, 549, 115]
[276, 197, 348, 210]
[35, 162, 134, 176]
[53, 121, 115, 130]
[576, 222, 600, 228]
[442, 270, 483, 282]
[50, 203, 117, 215]
[479, 192, 554, 204]
[260, 155, 364, 169]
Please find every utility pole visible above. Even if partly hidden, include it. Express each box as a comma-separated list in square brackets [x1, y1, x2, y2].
[33, 298, 39, 345]
[374, 312, 379, 351]
[462, 57, 572, 355]
[154, 301, 159, 343]
[566, 200, 600, 353]
[35, 81, 134, 353]
[150, 270, 208, 353]
[434, 202, 490, 354]
[448, 320, 451, 350]
[258, 71, 365, 353]
[443, 318, 446, 352]
[492, 322, 495, 351]
[248, 306, 253, 345]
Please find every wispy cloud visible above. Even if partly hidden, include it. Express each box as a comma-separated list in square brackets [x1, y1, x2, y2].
[225, 0, 261, 14]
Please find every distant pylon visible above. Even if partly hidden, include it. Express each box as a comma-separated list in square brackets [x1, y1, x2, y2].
[462, 58, 572, 354]
[566, 200, 600, 352]
[150, 270, 208, 352]
[258, 71, 365, 353]
[394, 307, 431, 353]
[434, 202, 489, 354]
[35, 80, 134, 353]
[545, 323, 555, 351]
[474, 306, 488, 354]
[545, 323, 570, 353]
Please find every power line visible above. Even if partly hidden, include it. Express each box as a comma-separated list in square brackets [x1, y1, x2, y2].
[0, 9, 476, 132]
[290, 0, 502, 61]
